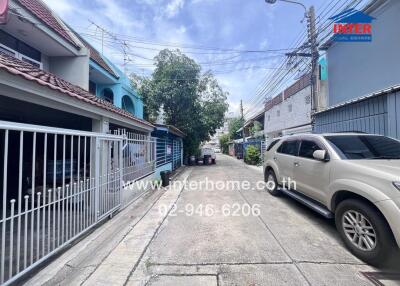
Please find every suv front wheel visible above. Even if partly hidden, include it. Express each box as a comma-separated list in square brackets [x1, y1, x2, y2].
[335, 199, 397, 266]
[265, 169, 280, 196]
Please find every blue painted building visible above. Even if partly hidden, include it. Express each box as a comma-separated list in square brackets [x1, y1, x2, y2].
[152, 124, 185, 179]
[85, 42, 144, 119]
[315, 0, 400, 138]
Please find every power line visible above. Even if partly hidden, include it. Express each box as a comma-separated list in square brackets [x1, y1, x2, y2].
[243, 0, 366, 119]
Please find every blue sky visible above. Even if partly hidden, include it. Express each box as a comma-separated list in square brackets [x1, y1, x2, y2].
[43, 0, 346, 117]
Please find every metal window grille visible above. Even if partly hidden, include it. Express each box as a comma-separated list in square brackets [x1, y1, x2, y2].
[155, 137, 172, 167]
[172, 139, 182, 170]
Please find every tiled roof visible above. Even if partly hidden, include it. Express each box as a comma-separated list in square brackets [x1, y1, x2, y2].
[0, 52, 153, 128]
[81, 40, 119, 79]
[15, 0, 79, 48]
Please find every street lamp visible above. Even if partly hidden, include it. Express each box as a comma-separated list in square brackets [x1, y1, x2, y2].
[265, 0, 307, 20]
[264, 0, 319, 116]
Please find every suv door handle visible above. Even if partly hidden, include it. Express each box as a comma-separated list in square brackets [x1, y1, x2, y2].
[294, 161, 300, 167]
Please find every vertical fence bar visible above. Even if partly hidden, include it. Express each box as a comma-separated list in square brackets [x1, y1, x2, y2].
[1, 130, 9, 284]
[77, 137, 81, 233]
[36, 192, 41, 263]
[52, 135, 57, 251]
[42, 133, 47, 258]
[23, 196, 29, 270]
[83, 137, 87, 229]
[9, 199, 16, 279]
[66, 184, 70, 242]
[47, 189, 51, 253]
[31, 132, 36, 265]
[62, 135, 66, 245]
[70, 136, 73, 240]
[16, 131, 23, 271]
[94, 138, 100, 222]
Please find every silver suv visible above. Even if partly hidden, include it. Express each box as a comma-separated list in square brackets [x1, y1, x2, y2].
[263, 133, 400, 265]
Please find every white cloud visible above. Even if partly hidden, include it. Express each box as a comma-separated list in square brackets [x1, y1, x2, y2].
[42, 0, 74, 16]
[259, 39, 269, 50]
[164, 0, 184, 18]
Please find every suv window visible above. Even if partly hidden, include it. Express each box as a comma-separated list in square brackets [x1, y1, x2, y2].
[299, 140, 323, 159]
[277, 140, 299, 156]
[266, 139, 280, 151]
[325, 135, 400, 159]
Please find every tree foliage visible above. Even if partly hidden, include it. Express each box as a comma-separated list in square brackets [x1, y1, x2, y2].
[228, 117, 244, 140]
[132, 49, 228, 156]
[251, 121, 263, 138]
[219, 133, 230, 154]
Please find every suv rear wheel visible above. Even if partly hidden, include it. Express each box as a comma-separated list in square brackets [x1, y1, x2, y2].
[265, 169, 280, 196]
[335, 199, 397, 266]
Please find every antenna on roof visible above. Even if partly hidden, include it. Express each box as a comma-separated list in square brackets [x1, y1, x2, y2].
[88, 20, 131, 74]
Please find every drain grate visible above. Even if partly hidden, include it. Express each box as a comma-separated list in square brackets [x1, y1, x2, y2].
[361, 272, 400, 286]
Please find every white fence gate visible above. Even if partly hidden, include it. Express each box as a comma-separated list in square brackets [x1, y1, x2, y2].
[0, 121, 155, 285]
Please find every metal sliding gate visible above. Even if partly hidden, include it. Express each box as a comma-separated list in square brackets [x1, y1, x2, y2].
[0, 121, 155, 285]
[96, 138, 122, 220]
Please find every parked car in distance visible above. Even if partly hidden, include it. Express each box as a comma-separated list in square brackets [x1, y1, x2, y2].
[214, 147, 221, 153]
[201, 147, 216, 164]
[263, 133, 400, 266]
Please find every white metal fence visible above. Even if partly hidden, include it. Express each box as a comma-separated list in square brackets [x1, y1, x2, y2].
[0, 121, 155, 285]
[115, 129, 156, 208]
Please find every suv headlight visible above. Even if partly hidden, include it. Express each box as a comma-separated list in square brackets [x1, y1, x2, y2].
[393, 181, 400, 191]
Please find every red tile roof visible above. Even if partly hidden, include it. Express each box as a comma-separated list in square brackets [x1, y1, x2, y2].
[0, 52, 153, 128]
[80, 39, 118, 78]
[17, 0, 118, 78]
[15, 0, 79, 48]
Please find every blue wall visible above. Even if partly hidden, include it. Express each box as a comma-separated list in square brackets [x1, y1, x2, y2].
[314, 95, 388, 136]
[90, 59, 144, 119]
[326, 0, 400, 106]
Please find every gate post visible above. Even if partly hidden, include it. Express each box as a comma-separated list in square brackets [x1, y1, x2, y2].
[94, 137, 100, 222]
[119, 139, 124, 206]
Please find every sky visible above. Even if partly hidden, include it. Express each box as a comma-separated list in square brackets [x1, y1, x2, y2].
[42, 0, 347, 118]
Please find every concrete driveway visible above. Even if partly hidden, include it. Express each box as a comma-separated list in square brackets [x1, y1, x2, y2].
[132, 154, 380, 286]
[26, 154, 399, 286]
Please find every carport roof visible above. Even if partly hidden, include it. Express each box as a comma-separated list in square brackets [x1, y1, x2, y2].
[0, 52, 154, 128]
[154, 124, 185, 137]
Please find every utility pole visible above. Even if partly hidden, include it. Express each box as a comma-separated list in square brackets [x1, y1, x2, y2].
[307, 6, 319, 121]
[240, 100, 245, 144]
[265, 1, 319, 123]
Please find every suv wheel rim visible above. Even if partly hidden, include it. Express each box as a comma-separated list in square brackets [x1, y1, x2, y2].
[342, 210, 377, 251]
[266, 174, 275, 191]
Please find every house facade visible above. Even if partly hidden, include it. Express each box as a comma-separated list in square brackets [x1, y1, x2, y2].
[264, 73, 312, 142]
[0, 1, 157, 284]
[314, 0, 400, 138]
[85, 42, 144, 119]
[152, 124, 184, 178]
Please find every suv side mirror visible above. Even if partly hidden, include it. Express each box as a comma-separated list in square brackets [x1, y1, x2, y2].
[313, 150, 328, 161]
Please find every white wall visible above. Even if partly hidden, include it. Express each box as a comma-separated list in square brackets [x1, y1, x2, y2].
[49, 55, 90, 90]
[264, 85, 311, 138]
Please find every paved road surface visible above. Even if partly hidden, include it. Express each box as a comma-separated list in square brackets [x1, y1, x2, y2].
[26, 154, 399, 286]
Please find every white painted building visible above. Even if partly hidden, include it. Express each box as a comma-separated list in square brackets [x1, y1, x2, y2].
[207, 111, 237, 147]
[264, 73, 312, 141]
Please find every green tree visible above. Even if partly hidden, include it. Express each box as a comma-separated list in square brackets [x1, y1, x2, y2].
[133, 49, 228, 156]
[219, 133, 230, 154]
[228, 117, 244, 139]
[130, 74, 158, 122]
[251, 121, 263, 138]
